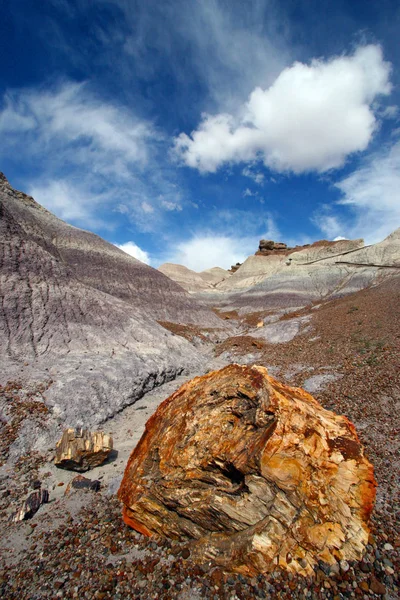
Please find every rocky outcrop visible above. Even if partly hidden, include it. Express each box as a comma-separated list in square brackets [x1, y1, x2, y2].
[119, 365, 376, 576]
[198, 267, 231, 287]
[0, 173, 220, 327]
[55, 428, 113, 472]
[229, 262, 242, 273]
[208, 235, 400, 311]
[256, 240, 289, 255]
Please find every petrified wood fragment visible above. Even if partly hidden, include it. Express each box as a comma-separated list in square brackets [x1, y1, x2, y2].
[55, 428, 113, 472]
[65, 475, 101, 494]
[119, 365, 376, 576]
[13, 489, 49, 521]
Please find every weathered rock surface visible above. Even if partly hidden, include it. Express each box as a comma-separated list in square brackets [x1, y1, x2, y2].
[256, 239, 289, 254]
[55, 428, 113, 472]
[198, 267, 231, 287]
[0, 173, 226, 435]
[119, 364, 376, 576]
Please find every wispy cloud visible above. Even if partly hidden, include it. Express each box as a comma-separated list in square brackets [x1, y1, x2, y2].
[311, 206, 347, 240]
[311, 139, 400, 243]
[242, 166, 265, 185]
[0, 81, 185, 231]
[174, 45, 392, 174]
[334, 139, 400, 243]
[117, 0, 290, 115]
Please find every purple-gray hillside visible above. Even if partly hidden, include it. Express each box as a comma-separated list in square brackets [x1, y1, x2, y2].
[0, 173, 223, 440]
[0, 173, 220, 326]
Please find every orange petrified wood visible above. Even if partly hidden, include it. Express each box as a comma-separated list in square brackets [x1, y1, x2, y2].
[118, 364, 376, 576]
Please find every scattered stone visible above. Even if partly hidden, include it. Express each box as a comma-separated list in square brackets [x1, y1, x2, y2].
[370, 576, 387, 595]
[119, 364, 376, 576]
[13, 489, 49, 522]
[55, 429, 113, 472]
[383, 543, 394, 551]
[65, 475, 101, 495]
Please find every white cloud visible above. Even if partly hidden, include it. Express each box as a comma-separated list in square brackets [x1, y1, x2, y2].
[333, 236, 348, 241]
[114, 241, 151, 264]
[334, 140, 400, 243]
[161, 214, 280, 271]
[119, 0, 289, 114]
[161, 199, 182, 211]
[28, 179, 103, 226]
[0, 81, 185, 232]
[311, 208, 345, 240]
[141, 201, 155, 214]
[174, 45, 392, 174]
[1, 82, 154, 169]
[242, 166, 265, 185]
[164, 235, 252, 272]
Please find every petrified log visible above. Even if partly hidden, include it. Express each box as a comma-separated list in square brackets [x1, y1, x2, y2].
[119, 365, 376, 576]
[55, 428, 113, 472]
[13, 489, 49, 521]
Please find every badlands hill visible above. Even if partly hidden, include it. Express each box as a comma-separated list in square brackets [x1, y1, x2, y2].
[159, 233, 400, 313]
[158, 263, 231, 292]
[0, 173, 224, 429]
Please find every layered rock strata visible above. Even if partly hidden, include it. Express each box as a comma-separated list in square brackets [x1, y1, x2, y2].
[0, 173, 223, 429]
[119, 365, 376, 576]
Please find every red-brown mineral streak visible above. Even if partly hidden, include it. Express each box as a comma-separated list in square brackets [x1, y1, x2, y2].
[119, 365, 376, 576]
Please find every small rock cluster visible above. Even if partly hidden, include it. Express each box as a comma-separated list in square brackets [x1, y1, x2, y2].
[0, 491, 398, 599]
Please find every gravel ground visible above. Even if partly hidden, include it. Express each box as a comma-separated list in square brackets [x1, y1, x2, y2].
[0, 277, 399, 599]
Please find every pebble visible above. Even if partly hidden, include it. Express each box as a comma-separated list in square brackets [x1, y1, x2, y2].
[383, 543, 394, 551]
[340, 560, 350, 573]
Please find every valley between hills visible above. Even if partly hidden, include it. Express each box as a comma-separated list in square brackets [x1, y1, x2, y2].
[0, 172, 399, 599]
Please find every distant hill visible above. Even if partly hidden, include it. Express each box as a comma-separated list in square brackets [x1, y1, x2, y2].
[159, 231, 400, 312]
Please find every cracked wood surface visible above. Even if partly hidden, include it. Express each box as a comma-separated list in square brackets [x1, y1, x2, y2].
[119, 364, 376, 576]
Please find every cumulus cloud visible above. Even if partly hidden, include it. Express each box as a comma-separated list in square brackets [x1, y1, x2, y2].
[164, 235, 252, 272]
[161, 213, 280, 271]
[174, 45, 392, 174]
[114, 241, 151, 264]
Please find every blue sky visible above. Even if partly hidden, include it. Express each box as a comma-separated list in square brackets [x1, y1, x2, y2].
[1, 0, 399, 271]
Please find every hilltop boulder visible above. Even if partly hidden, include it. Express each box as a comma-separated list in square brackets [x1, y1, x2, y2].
[119, 365, 376, 576]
